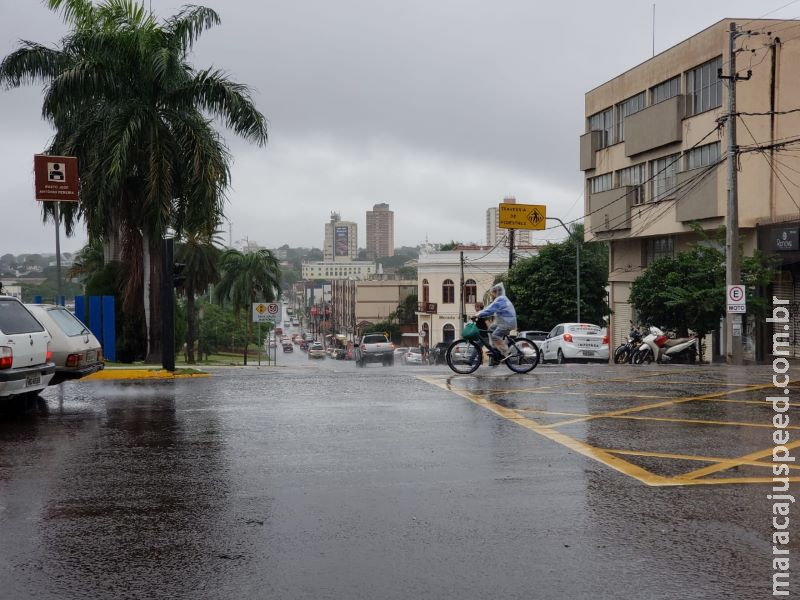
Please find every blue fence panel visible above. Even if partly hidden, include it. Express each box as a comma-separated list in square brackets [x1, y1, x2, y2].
[102, 296, 116, 362]
[33, 295, 42, 304]
[88, 296, 102, 347]
[74, 296, 85, 324]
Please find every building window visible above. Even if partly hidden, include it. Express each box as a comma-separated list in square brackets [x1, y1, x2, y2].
[643, 237, 674, 266]
[588, 108, 614, 148]
[442, 279, 455, 304]
[686, 57, 722, 115]
[615, 92, 646, 143]
[651, 154, 679, 202]
[650, 76, 681, 105]
[464, 279, 477, 305]
[685, 142, 721, 170]
[617, 164, 646, 205]
[589, 173, 613, 194]
[443, 323, 456, 343]
[422, 279, 429, 303]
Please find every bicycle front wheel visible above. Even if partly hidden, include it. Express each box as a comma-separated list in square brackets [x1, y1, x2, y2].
[446, 339, 483, 374]
[505, 338, 540, 373]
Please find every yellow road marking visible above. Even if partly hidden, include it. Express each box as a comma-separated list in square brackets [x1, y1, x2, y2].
[599, 448, 800, 470]
[679, 440, 800, 480]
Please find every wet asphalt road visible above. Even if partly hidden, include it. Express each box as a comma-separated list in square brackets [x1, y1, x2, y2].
[0, 349, 797, 599]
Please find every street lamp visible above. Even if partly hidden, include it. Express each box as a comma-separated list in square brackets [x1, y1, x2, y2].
[547, 217, 580, 323]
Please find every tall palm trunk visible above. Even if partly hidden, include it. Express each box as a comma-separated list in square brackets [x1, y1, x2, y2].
[143, 230, 151, 358]
[145, 235, 163, 364]
[186, 280, 196, 364]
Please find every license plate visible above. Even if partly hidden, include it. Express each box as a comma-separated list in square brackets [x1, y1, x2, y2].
[581, 350, 596, 356]
[86, 351, 96, 363]
[26, 374, 41, 387]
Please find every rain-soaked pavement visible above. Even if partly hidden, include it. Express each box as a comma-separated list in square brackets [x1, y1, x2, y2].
[0, 349, 797, 599]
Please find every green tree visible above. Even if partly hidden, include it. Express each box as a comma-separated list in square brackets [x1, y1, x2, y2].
[505, 224, 609, 329]
[66, 239, 105, 282]
[1, 0, 268, 362]
[214, 248, 281, 364]
[175, 230, 222, 364]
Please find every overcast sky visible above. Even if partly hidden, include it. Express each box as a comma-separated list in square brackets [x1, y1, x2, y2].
[1, 0, 797, 255]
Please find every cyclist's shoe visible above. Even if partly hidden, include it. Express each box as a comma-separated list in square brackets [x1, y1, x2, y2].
[489, 355, 500, 367]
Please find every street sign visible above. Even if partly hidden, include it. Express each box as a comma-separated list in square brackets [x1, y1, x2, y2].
[34, 155, 79, 202]
[253, 302, 280, 323]
[499, 203, 546, 230]
[726, 285, 746, 313]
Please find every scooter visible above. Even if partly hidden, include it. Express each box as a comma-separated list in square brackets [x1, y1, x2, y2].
[632, 326, 698, 364]
[613, 323, 643, 364]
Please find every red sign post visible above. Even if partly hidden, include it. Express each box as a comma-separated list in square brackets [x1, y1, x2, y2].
[34, 154, 79, 202]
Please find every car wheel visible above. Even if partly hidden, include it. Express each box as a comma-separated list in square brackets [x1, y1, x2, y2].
[557, 349, 567, 364]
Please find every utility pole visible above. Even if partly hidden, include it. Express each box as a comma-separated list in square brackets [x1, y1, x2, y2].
[508, 229, 515, 270]
[719, 21, 752, 365]
[459, 251, 465, 323]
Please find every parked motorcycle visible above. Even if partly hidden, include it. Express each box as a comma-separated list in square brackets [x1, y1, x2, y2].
[632, 326, 698, 364]
[613, 323, 643, 364]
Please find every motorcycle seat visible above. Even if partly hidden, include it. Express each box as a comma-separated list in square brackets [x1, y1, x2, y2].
[663, 337, 693, 348]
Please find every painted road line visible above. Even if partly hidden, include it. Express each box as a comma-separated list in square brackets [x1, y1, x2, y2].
[599, 448, 800, 471]
[678, 440, 800, 481]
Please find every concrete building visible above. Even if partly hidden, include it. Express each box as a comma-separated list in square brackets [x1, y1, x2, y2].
[302, 261, 376, 281]
[486, 197, 532, 247]
[416, 244, 518, 347]
[582, 18, 800, 361]
[323, 212, 358, 262]
[330, 278, 417, 340]
[366, 203, 394, 259]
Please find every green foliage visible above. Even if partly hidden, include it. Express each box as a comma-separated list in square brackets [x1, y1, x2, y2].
[505, 224, 609, 329]
[196, 301, 257, 355]
[395, 293, 418, 325]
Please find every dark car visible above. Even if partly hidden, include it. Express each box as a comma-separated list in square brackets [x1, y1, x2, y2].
[282, 342, 293, 353]
[428, 342, 450, 365]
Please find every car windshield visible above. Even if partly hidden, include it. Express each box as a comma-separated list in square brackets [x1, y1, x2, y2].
[363, 335, 388, 344]
[0, 299, 45, 334]
[566, 324, 602, 335]
[408, 348, 421, 354]
[46, 307, 89, 337]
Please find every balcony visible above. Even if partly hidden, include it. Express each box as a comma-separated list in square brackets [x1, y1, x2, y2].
[625, 95, 685, 157]
[588, 186, 636, 234]
[580, 130, 604, 171]
[675, 167, 720, 222]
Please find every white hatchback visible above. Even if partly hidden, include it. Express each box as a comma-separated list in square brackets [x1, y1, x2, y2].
[0, 296, 55, 402]
[26, 304, 104, 384]
[541, 323, 609, 363]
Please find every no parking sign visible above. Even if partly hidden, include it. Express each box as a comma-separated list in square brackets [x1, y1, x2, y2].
[726, 285, 746, 313]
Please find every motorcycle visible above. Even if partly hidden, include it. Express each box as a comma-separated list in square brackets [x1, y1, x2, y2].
[613, 323, 643, 364]
[632, 326, 698, 364]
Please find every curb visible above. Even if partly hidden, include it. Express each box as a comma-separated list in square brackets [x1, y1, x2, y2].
[84, 369, 210, 381]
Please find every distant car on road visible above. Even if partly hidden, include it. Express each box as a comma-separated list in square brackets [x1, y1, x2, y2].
[540, 323, 609, 363]
[26, 303, 103, 384]
[428, 342, 450, 365]
[308, 342, 326, 359]
[403, 347, 424, 365]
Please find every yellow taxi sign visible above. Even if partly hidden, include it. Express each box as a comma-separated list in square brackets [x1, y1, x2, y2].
[499, 203, 546, 230]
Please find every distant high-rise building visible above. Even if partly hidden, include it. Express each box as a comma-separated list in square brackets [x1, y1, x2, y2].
[486, 197, 532, 248]
[366, 203, 394, 258]
[323, 212, 358, 261]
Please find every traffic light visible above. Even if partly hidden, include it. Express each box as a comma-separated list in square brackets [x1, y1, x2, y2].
[173, 262, 186, 288]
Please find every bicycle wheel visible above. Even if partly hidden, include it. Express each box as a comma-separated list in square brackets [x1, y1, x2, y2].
[504, 338, 540, 373]
[446, 339, 483, 374]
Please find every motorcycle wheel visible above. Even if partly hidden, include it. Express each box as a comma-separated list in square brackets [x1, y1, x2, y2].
[613, 345, 629, 364]
[632, 348, 651, 364]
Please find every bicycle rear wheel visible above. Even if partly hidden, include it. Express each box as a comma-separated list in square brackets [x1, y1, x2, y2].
[505, 338, 540, 373]
[446, 339, 483, 374]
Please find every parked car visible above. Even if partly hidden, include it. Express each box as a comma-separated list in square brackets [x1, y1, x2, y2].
[540, 323, 609, 363]
[26, 304, 104, 384]
[393, 347, 409, 362]
[403, 347, 424, 365]
[0, 296, 55, 403]
[517, 330, 548, 343]
[308, 342, 326, 359]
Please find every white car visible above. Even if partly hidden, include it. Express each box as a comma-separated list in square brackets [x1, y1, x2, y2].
[26, 304, 104, 384]
[541, 323, 609, 363]
[403, 347, 424, 365]
[0, 296, 55, 402]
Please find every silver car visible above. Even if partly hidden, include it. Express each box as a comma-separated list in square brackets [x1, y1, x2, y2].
[26, 304, 104, 384]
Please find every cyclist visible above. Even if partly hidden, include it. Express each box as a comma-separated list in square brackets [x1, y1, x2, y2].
[475, 283, 517, 366]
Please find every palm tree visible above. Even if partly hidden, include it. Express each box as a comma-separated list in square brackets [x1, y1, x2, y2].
[215, 248, 281, 365]
[0, 0, 268, 362]
[174, 230, 222, 364]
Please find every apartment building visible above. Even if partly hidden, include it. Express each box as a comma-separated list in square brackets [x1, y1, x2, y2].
[582, 18, 800, 360]
[323, 212, 358, 261]
[366, 203, 395, 259]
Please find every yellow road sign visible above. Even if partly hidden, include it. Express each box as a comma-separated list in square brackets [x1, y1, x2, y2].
[499, 203, 546, 230]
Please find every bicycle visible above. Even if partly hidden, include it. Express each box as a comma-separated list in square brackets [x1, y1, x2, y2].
[445, 320, 540, 374]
